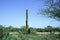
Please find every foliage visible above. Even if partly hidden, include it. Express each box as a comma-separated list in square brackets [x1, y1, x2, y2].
[6, 26, 13, 32]
[39, 0, 60, 21]
[36, 25, 60, 32]
[2, 34, 60, 40]
[45, 25, 53, 32]
[29, 27, 37, 34]
[20, 26, 37, 34]
[0, 25, 60, 40]
[20, 26, 28, 34]
[0, 25, 4, 40]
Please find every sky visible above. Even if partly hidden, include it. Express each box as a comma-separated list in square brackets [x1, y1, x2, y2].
[0, 0, 60, 28]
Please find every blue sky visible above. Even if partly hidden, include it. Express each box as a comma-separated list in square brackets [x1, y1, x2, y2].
[0, 0, 60, 28]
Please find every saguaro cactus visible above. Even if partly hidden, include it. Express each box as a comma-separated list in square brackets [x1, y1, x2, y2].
[26, 9, 28, 30]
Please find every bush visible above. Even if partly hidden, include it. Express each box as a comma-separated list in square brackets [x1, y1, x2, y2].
[19, 26, 37, 34]
[0, 25, 5, 40]
[20, 26, 28, 34]
[29, 27, 37, 34]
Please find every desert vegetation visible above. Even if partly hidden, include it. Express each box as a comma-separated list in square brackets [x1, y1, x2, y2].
[0, 25, 60, 40]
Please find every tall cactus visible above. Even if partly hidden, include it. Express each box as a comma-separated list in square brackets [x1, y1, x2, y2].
[26, 9, 28, 30]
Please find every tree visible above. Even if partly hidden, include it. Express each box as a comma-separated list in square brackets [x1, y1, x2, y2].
[45, 25, 53, 32]
[6, 26, 13, 32]
[40, 0, 60, 21]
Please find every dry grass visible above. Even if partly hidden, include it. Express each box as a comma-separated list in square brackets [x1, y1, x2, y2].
[36, 32, 60, 34]
[9, 32, 19, 34]
[36, 32, 50, 34]
[9, 32, 60, 35]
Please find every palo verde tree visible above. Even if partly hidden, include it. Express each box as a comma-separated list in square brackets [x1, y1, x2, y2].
[39, 0, 60, 36]
[39, 0, 60, 21]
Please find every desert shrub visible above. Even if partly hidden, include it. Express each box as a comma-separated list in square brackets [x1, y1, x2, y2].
[29, 27, 37, 34]
[0, 25, 5, 40]
[20, 26, 28, 34]
[19, 26, 37, 34]
[2, 33, 60, 40]
[2, 35, 18, 40]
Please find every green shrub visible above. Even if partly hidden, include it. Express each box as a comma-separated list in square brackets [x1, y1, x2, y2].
[20, 26, 28, 34]
[0, 25, 5, 40]
[20, 26, 37, 34]
[29, 27, 37, 34]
